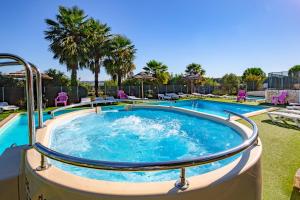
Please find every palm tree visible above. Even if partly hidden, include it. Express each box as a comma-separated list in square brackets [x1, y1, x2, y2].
[242, 67, 266, 90]
[185, 63, 205, 76]
[143, 60, 170, 84]
[85, 18, 111, 96]
[45, 6, 88, 86]
[104, 35, 136, 89]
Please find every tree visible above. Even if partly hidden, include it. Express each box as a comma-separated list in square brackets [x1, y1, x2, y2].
[221, 73, 240, 94]
[104, 35, 136, 89]
[288, 65, 300, 77]
[85, 18, 111, 96]
[185, 63, 205, 76]
[45, 6, 88, 86]
[44, 68, 70, 86]
[169, 73, 185, 85]
[143, 60, 170, 84]
[242, 67, 266, 90]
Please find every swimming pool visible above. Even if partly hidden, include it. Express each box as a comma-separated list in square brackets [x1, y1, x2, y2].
[0, 100, 265, 155]
[158, 100, 265, 117]
[50, 108, 243, 182]
[0, 110, 78, 154]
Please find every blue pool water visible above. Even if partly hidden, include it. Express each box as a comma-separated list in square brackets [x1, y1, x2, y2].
[247, 96, 265, 100]
[50, 108, 243, 182]
[0, 100, 264, 157]
[0, 110, 77, 154]
[158, 100, 265, 117]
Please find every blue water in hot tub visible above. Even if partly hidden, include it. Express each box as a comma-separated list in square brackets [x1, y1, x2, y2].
[50, 108, 244, 182]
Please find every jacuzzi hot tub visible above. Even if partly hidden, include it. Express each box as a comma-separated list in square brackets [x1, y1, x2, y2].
[24, 105, 262, 200]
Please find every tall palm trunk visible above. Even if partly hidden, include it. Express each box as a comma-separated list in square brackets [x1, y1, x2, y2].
[94, 58, 100, 97]
[70, 66, 78, 86]
[117, 74, 122, 90]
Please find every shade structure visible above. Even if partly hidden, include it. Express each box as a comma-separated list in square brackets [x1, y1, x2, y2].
[183, 73, 202, 94]
[4, 70, 53, 80]
[131, 72, 156, 99]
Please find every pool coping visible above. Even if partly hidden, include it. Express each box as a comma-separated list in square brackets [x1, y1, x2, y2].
[0, 112, 20, 129]
[25, 106, 262, 197]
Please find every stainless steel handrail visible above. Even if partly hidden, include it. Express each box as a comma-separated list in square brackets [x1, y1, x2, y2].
[0, 54, 36, 145]
[50, 99, 162, 118]
[30, 63, 44, 128]
[0, 58, 44, 129]
[33, 108, 258, 189]
[50, 101, 94, 118]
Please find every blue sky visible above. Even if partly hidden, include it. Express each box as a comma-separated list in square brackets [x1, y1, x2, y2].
[1, 0, 300, 81]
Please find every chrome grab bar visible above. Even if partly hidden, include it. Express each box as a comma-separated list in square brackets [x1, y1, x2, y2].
[30, 63, 44, 128]
[0, 54, 36, 145]
[0, 58, 44, 129]
[50, 101, 95, 118]
[33, 109, 258, 189]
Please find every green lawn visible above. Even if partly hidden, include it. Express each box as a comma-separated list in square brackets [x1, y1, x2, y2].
[240, 114, 300, 200]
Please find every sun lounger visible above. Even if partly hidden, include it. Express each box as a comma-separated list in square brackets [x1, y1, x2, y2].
[158, 94, 172, 100]
[127, 96, 149, 100]
[192, 93, 205, 97]
[205, 94, 220, 98]
[268, 111, 300, 127]
[93, 97, 108, 104]
[0, 102, 19, 113]
[80, 97, 91, 103]
[165, 93, 179, 100]
[105, 96, 118, 103]
[178, 92, 188, 98]
[278, 109, 300, 115]
[287, 106, 300, 110]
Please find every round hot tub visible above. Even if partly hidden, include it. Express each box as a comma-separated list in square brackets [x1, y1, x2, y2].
[24, 105, 262, 200]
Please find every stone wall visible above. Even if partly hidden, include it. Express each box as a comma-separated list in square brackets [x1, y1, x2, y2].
[266, 90, 300, 103]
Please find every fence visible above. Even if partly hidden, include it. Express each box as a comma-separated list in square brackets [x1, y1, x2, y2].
[99, 84, 219, 98]
[0, 84, 221, 107]
[0, 86, 88, 107]
[268, 71, 300, 90]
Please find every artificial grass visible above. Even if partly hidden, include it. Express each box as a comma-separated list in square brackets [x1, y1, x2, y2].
[240, 114, 300, 200]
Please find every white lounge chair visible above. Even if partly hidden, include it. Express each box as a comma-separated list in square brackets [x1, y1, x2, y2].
[158, 94, 172, 100]
[127, 96, 148, 100]
[205, 94, 220, 98]
[94, 97, 108, 104]
[278, 109, 300, 115]
[165, 93, 179, 100]
[287, 106, 300, 110]
[0, 102, 19, 113]
[105, 96, 118, 103]
[178, 92, 188, 98]
[268, 111, 300, 128]
[192, 93, 205, 97]
[80, 97, 91, 103]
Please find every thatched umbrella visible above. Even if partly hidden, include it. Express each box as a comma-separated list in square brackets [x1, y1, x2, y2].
[183, 73, 202, 94]
[131, 72, 156, 98]
[5, 70, 53, 80]
[1, 70, 52, 106]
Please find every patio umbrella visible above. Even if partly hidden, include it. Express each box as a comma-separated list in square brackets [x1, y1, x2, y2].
[131, 72, 156, 99]
[183, 73, 202, 94]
